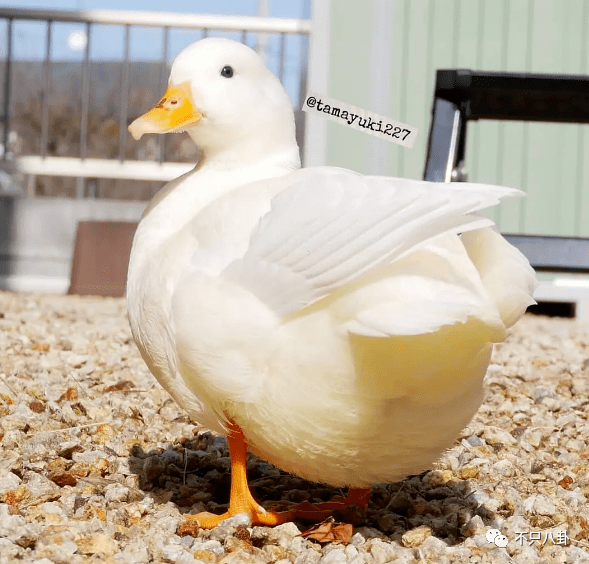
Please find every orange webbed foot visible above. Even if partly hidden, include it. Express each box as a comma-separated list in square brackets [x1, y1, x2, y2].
[185, 419, 370, 530]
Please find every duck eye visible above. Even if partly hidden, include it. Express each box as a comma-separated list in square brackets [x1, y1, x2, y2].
[220, 65, 234, 78]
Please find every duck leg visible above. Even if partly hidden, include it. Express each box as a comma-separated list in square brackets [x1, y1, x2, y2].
[190, 419, 287, 527]
[189, 420, 370, 529]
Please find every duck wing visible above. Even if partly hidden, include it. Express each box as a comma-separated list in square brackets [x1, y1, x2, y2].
[222, 166, 525, 330]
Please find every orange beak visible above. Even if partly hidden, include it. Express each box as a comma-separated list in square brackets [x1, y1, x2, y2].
[128, 81, 202, 140]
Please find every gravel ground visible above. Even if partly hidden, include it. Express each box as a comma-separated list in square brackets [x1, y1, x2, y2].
[0, 290, 588, 564]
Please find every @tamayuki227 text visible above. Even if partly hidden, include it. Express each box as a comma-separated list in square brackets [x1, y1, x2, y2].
[308, 97, 410, 140]
[303, 93, 417, 147]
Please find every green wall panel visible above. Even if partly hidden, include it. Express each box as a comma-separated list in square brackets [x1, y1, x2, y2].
[324, 0, 589, 237]
[325, 0, 372, 172]
[386, 0, 410, 178]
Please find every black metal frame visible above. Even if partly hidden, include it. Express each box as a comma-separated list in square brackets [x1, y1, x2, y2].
[423, 69, 589, 273]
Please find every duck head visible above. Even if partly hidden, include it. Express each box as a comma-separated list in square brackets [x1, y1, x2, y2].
[129, 37, 299, 167]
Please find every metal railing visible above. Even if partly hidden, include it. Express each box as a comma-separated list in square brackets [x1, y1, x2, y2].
[0, 8, 311, 198]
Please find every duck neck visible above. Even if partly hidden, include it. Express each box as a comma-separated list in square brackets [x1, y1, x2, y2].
[134, 147, 299, 249]
[190, 132, 301, 172]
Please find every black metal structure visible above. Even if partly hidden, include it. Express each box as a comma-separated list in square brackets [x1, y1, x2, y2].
[424, 69, 589, 273]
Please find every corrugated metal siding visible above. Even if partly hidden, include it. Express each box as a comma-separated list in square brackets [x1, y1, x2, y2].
[325, 0, 589, 237]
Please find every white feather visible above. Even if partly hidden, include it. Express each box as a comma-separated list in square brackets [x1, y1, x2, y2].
[223, 167, 523, 319]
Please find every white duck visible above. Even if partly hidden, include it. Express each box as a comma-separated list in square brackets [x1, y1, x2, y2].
[127, 37, 537, 528]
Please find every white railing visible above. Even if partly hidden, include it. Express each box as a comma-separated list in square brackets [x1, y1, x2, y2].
[0, 8, 311, 198]
[0, 8, 311, 32]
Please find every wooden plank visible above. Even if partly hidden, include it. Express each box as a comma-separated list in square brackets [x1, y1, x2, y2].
[578, 1, 589, 236]
[522, 1, 566, 235]
[458, 0, 485, 199]
[325, 0, 373, 172]
[577, 123, 589, 237]
[494, 0, 530, 233]
[399, 0, 447, 180]
[555, 0, 586, 236]
[387, 0, 410, 177]
[454, 0, 482, 69]
[401, 0, 458, 181]
[68, 221, 137, 297]
[464, 0, 507, 225]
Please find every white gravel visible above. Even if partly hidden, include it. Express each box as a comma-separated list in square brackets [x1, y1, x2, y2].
[0, 291, 588, 563]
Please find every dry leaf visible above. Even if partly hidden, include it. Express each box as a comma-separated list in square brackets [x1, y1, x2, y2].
[29, 400, 46, 413]
[104, 381, 135, 393]
[59, 387, 78, 402]
[558, 475, 574, 489]
[301, 516, 353, 544]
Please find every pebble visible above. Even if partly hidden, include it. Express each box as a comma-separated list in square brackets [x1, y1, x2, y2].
[419, 534, 448, 557]
[464, 434, 485, 447]
[462, 514, 485, 536]
[0, 504, 27, 539]
[492, 459, 515, 477]
[294, 551, 321, 564]
[369, 539, 399, 563]
[0, 293, 588, 562]
[198, 539, 225, 555]
[104, 482, 131, 503]
[320, 549, 347, 563]
[401, 525, 431, 548]
[0, 470, 21, 495]
[483, 426, 516, 445]
[523, 494, 556, 516]
[0, 538, 23, 560]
